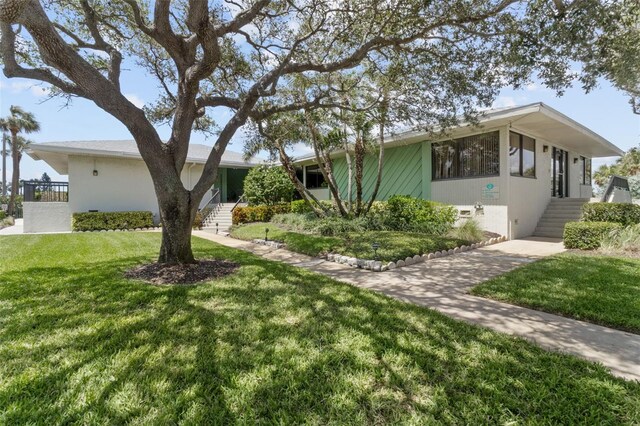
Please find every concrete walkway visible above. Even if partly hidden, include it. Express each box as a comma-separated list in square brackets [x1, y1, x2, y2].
[0, 218, 23, 235]
[194, 231, 640, 381]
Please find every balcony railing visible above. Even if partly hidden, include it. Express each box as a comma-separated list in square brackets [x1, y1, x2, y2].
[22, 181, 69, 202]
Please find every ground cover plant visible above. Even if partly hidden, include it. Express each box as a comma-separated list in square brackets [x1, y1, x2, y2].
[471, 253, 640, 334]
[1, 233, 639, 424]
[231, 223, 466, 262]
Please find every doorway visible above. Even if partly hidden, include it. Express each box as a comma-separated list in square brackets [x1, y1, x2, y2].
[551, 147, 569, 198]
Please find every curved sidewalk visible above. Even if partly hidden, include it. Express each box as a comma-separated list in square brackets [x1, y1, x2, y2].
[194, 231, 640, 382]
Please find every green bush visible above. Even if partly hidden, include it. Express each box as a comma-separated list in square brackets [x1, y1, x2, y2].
[385, 195, 457, 234]
[0, 210, 5, 220]
[563, 221, 622, 250]
[193, 211, 204, 230]
[448, 219, 485, 243]
[582, 203, 640, 226]
[232, 204, 291, 225]
[600, 224, 640, 254]
[270, 213, 315, 231]
[72, 211, 154, 231]
[243, 165, 295, 206]
[290, 199, 336, 214]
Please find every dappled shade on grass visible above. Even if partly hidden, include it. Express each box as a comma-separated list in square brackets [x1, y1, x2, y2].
[231, 223, 466, 262]
[0, 233, 638, 424]
[471, 253, 640, 334]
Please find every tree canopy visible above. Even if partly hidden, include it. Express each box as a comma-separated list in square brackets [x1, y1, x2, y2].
[0, 0, 630, 262]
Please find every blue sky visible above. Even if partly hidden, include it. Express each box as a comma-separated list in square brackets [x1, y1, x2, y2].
[1, 69, 638, 182]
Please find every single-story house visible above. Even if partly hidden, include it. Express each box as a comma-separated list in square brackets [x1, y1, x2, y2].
[293, 102, 625, 238]
[24, 140, 258, 233]
[24, 102, 625, 238]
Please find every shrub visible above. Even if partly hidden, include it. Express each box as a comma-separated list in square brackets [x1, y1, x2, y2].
[311, 216, 368, 236]
[290, 199, 313, 214]
[243, 165, 295, 206]
[232, 204, 291, 225]
[600, 224, 640, 254]
[385, 195, 457, 234]
[448, 218, 484, 243]
[0, 210, 5, 220]
[193, 211, 204, 230]
[563, 221, 622, 250]
[72, 211, 154, 231]
[270, 213, 314, 231]
[582, 202, 640, 226]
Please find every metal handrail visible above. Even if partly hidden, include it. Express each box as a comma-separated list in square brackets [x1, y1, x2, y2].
[230, 193, 246, 212]
[601, 175, 630, 202]
[199, 188, 221, 224]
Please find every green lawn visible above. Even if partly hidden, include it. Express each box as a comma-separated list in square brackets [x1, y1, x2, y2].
[1, 233, 639, 424]
[471, 253, 640, 334]
[231, 223, 466, 262]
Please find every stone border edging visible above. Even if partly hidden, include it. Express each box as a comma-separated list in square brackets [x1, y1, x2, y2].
[251, 238, 285, 249]
[326, 236, 508, 272]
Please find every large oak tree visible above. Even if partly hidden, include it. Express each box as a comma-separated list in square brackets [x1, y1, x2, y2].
[0, 0, 620, 263]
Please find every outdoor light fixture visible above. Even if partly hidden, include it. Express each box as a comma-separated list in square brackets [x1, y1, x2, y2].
[371, 242, 380, 260]
[573, 157, 579, 164]
[265, 227, 269, 241]
[216, 222, 219, 234]
[92, 169, 98, 176]
[543, 145, 549, 153]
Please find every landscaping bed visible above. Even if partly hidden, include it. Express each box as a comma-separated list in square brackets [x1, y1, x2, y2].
[230, 222, 468, 262]
[471, 252, 640, 334]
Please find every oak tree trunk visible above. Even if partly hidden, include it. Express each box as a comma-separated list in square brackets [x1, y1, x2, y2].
[157, 186, 197, 264]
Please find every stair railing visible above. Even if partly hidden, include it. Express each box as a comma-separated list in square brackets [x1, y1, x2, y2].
[199, 188, 221, 224]
[601, 175, 631, 203]
[230, 193, 247, 213]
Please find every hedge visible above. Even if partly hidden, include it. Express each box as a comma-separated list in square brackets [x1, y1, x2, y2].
[582, 203, 640, 226]
[563, 221, 622, 250]
[232, 204, 291, 225]
[72, 211, 154, 231]
[290, 199, 334, 214]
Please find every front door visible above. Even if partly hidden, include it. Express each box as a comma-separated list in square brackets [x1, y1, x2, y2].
[551, 147, 569, 198]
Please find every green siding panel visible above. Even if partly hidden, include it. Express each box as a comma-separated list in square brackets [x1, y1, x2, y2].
[333, 143, 424, 201]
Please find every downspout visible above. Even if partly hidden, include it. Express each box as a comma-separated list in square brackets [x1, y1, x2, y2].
[188, 163, 196, 190]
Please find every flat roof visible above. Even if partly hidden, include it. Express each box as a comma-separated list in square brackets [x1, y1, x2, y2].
[293, 102, 624, 164]
[27, 140, 260, 175]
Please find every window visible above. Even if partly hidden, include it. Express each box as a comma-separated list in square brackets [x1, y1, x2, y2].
[579, 156, 592, 185]
[305, 165, 326, 189]
[432, 131, 500, 180]
[509, 131, 536, 177]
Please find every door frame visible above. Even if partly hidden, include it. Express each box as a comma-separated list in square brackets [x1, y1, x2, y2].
[551, 147, 569, 198]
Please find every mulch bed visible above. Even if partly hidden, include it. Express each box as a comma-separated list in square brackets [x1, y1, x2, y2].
[125, 259, 240, 285]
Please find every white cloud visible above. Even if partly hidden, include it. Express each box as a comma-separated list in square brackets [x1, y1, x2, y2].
[491, 96, 517, 109]
[124, 93, 145, 108]
[0, 80, 49, 97]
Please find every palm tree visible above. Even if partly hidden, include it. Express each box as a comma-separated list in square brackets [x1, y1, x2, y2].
[0, 106, 40, 216]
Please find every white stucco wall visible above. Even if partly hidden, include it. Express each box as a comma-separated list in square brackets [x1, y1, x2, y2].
[68, 156, 209, 221]
[507, 130, 552, 239]
[23, 202, 71, 233]
[430, 127, 510, 236]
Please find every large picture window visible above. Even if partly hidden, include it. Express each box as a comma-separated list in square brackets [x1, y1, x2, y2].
[579, 156, 592, 185]
[431, 131, 500, 180]
[509, 131, 536, 177]
[305, 165, 326, 189]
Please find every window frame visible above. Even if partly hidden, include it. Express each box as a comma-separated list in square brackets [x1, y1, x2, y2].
[304, 164, 327, 189]
[431, 130, 501, 181]
[509, 131, 536, 179]
[579, 156, 592, 185]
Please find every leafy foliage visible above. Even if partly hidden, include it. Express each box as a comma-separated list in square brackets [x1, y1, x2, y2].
[232, 204, 291, 225]
[593, 144, 640, 195]
[384, 195, 458, 234]
[448, 219, 485, 243]
[72, 211, 154, 232]
[243, 166, 295, 206]
[582, 202, 640, 226]
[600, 224, 640, 255]
[563, 222, 622, 250]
